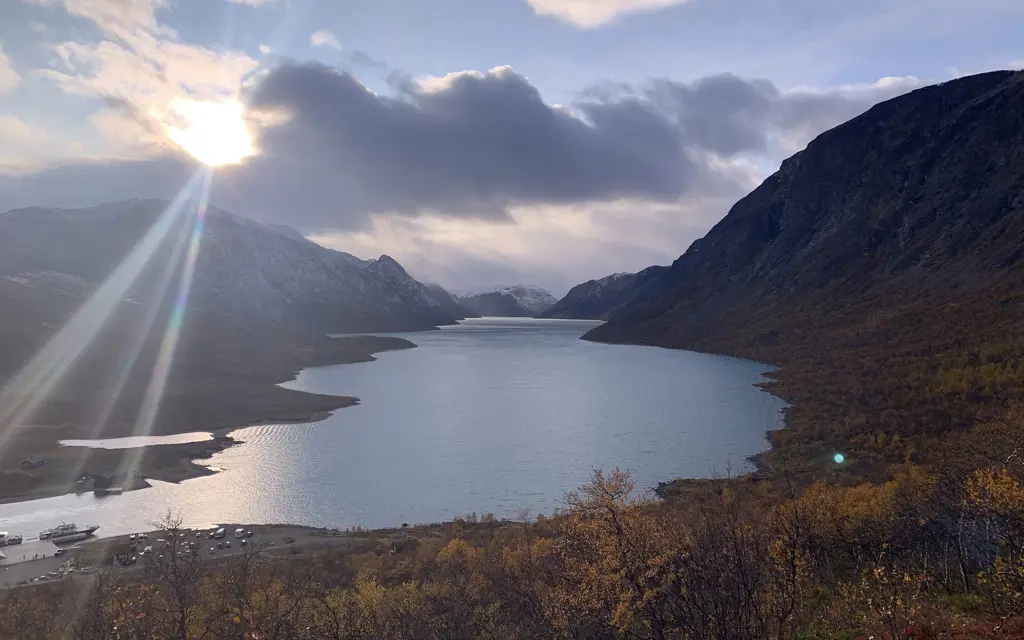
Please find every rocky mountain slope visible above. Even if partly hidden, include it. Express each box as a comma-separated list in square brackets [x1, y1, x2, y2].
[0, 199, 454, 498]
[424, 283, 479, 319]
[0, 200, 467, 334]
[459, 285, 557, 317]
[586, 69, 1024, 476]
[542, 268, 667, 320]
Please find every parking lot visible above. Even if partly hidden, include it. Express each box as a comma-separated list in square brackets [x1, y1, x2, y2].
[0, 524, 377, 588]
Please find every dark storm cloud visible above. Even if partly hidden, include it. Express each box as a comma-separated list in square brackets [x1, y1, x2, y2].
[0, 63, 919, 231]
[216, 62, 701, 229]
[646, 75, 779, 155]
[643, 73, 921, 156]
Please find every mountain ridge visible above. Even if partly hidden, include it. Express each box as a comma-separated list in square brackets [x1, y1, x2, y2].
[542, 268, 669, 320]
[583, 69, 1024, 476]
[0, 199, 468, 334]
[459, 285, 557, 317]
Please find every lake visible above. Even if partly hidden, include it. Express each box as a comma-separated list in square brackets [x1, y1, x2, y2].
[0, 318, 786, 538]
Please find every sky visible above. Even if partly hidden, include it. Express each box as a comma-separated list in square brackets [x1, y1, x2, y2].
[0, 0, 1022, 295]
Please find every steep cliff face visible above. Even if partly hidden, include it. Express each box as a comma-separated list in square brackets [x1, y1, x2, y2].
[423, 283, 478, 319]
[582, 70, 1024, 475]
[542, 268, 669, 320]
[587, 70, 1024, 352]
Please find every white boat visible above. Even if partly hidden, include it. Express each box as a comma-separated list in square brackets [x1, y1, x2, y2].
[40, 523, 78, 539]
[40, 523, 99, 542]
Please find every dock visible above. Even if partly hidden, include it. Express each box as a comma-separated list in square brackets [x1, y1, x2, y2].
[0, 540, 63, 587]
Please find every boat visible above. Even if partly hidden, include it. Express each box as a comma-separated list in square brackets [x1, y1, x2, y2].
[51, 525, 99, 545]
[40, 523, 99, 541]
[39, 523, 78, 539]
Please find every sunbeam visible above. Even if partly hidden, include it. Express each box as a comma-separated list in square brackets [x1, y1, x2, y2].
[62, 202, 197, 487]
[0, 170, 206, 454]
[121, 169, 213, 484]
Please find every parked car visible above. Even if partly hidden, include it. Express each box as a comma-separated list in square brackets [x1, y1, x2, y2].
[209, 547, 215, 554]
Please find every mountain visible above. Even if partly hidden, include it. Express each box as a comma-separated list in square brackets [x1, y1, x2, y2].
[0, 199, 467, 334]
[459, 285, 557, 317]
[0, 199, 471, 450]
[585, 70, 1024, 475]
[424, 283, 479, 319]
[542, 268, 667, 320]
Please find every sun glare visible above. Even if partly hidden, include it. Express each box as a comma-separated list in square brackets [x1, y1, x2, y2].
[161, 98, 255, 168]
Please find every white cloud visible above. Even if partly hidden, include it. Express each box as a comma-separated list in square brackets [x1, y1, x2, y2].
[34, 0, 259, 160]
[526, 0, 693, 28]
[227, 0, 283, 4]
[25, 0, 172, 37]
[259, 43, 272, 54]
[310, 196, 734, 295]
[0, 46, 21, 94]
[872, 75, 921, 90]
[88, 109, 166, 158]
[304, 155, 758, 294]
[0, 115, 88, 171]
[0, 115, 35, 151]
[310, 29, 342, 50]
[415, 66, 518, 93]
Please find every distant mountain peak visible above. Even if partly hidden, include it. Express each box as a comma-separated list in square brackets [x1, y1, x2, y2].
[459, 284, 557, 317]
[542, 271, 658, 320]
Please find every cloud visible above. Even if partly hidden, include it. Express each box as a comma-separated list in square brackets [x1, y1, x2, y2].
[228, 0, 283, 4]
[0, 46, 21, 93]
[310, 197, 735, 295]
[259, 43, 272, 54]
[25, 0, 171, 37]
[0, 60, 921, 237]
[30, 0, 259, 159]
[0, 116, 38, 166]
[648, 72, 924, 156]
[310, 29, 342, 50]
[226, 62, 720, 228]
[526, 0, 693, 28]
[0, 115, 89, 171]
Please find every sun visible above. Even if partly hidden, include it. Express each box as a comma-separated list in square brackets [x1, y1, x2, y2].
[160, 98, 256, 168]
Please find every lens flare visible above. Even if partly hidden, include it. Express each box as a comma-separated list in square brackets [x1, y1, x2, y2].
[122, 169, 213, 484]
[833, 453, 845, 464]
[0, 172, 206, 453]
[64, 209, 197, 485]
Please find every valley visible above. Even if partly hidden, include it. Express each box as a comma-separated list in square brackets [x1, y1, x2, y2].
[2, 57, 1024, 637]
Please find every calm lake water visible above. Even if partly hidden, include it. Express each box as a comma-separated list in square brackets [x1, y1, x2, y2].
[0, 318, 785, 538]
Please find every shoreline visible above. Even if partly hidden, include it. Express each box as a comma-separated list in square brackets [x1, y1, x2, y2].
[0, 336, 416, 506]
[3, 323, 785, 523]
[580, 336, 794, 499]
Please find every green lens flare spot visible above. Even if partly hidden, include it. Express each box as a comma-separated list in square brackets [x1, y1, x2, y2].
[833, 453, 845, 464]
